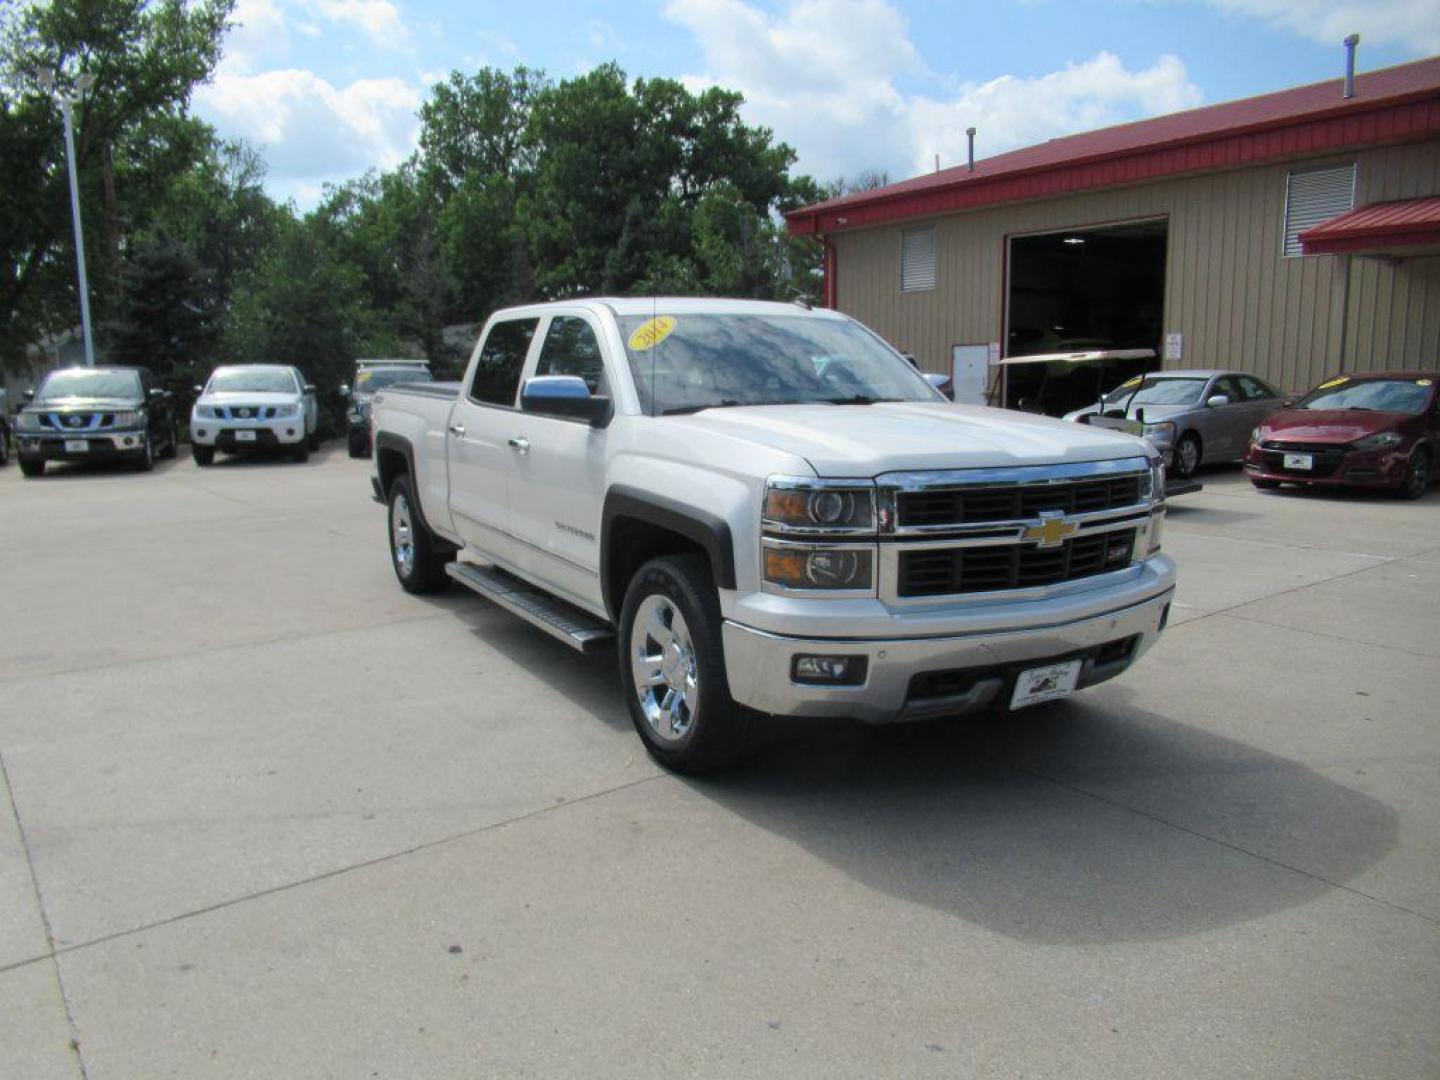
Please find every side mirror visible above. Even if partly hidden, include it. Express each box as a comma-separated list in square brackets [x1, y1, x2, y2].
[149, 387, 166, 399]
[1281, 395, 1299, 408]
[903, 353, 919, 368]
[520, 375, 611, 427]
[23, 388, 35, 401]
[304, 383, 316, 394]
[338, 384, 351, 398]
[1206, 394, 1231, 408]
[922, 372, 953, 399]
[192, 385, 204, 396]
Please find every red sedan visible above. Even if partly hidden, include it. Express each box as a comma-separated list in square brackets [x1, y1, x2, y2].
[1244, 371, 1437, 500]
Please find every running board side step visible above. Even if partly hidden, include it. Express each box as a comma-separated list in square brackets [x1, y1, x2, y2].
[445, 561, 615, 653]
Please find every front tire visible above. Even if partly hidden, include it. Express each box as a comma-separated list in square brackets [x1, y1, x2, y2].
[290, 438, 310, 463]
[20, 457, 44, 478]
[1397, 448, 1430, 500]
[161, 422, 179, 459]
[134, 434, 155, 472]
[387, 476, 451, 593]
[192, 444, 215, 466]
[618, 554, 752, 774]
[1172, 432, 1201, 479]
[347, 432, 370, 459]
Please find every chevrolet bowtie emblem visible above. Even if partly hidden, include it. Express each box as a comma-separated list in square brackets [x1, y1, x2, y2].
[1021, 514, 1079, 549]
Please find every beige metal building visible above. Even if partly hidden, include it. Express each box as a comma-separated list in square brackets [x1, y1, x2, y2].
[788, 56, 1440, 409]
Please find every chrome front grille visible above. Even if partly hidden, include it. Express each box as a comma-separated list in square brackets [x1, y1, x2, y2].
[878, 457, 1157, 601]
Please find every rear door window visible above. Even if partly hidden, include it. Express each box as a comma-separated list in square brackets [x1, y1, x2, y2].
[469, 319, 539, 407]
[535, 316, 609, 396]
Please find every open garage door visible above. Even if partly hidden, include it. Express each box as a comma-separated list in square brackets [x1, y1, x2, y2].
[1003, 219, 1167, 415]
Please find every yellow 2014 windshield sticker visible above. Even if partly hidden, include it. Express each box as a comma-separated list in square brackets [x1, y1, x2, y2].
[1120, 376, 1142, 388]
[1317, 376, 1348, 389]
[629, 316, 676, 352]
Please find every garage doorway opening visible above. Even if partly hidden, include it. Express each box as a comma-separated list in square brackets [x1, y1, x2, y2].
[1003, 218, 1167, 415]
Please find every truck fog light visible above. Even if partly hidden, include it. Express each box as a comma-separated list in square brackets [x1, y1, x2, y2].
[792, 655, 868, 685]
[286, 428, 296, 436]
[195, 428, 207, 438]
[122, 437, 134, 447]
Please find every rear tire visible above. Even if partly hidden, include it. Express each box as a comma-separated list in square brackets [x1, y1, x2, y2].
[307, 429, 320, 451]
[1397, 448, 1430, 500]
[0, 428, 9, 466]
[20, 457, 44, 478]
[160, 422, 179, 459]
[347, 432, 369, 459]
[192, 444, 215, 466]
[386, 476, 452, 593]
[618, 554, 753, 774]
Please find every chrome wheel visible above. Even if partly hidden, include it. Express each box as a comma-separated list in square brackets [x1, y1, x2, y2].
[390, 492, 416, 579]
[630, 594, 698, 742]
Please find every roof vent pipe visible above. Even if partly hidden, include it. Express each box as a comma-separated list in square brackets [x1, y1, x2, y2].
[1343, 33, 1359, 98]
[966, 127, 976, 172]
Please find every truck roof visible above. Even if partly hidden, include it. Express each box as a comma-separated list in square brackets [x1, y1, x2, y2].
[490, 297, 846, 320]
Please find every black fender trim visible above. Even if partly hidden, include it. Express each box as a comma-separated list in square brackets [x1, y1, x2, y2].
[601, 486, 738, 618]
[374, 431, 456, 550]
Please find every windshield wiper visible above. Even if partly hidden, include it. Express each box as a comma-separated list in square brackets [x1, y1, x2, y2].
[820, 395, 903, 405]
[660, 400, 744, 416]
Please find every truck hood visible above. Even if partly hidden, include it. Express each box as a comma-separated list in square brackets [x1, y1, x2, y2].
[198, 391, 301, 407]
[658, 402, 1151, 476]
[25, 396, 142, 412]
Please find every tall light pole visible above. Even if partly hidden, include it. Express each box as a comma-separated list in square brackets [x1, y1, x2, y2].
[38, 67, 97, 367]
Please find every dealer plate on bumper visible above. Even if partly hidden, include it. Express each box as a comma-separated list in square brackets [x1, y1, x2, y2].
[235, 430, 257, 442]
[1283, 453, 1312, 470]
[1010, 660, 1082, 709]
[64, 439, 88, 453]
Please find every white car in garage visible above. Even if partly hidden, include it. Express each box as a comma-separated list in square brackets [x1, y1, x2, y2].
[190, 365, 319, 465]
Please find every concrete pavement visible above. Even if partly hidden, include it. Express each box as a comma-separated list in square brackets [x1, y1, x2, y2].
[1, 451, 1436, 1078]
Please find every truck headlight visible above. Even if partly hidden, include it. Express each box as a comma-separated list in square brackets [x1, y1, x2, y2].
[763, 478, 876, 535]
[273, 403, 299, 418]
[763, 541, 875, 593]
[112, 409, 145, 428]
[1138, 459, 1165, 502]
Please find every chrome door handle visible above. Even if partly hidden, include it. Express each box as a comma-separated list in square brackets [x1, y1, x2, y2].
[448, 423, 465, 437]
[507, 436, 530, 454]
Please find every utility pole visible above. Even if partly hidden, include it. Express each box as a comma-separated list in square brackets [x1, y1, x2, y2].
[38, 67, 97, 367]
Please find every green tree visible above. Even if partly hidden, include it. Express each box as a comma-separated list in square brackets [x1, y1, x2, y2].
[0, 0, 234, 367]
[104, 234, 217, 395]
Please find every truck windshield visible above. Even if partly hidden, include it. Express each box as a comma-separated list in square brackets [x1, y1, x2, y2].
[37, 369, 140, 400]
[616, 313, 938, 415]
[1296, 377, 1432, 415]
[208, 369, 299, 394]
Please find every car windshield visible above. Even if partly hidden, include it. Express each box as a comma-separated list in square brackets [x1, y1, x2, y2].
[208, 369, 298, 394]
[617, 313, 938, 415]
[1297, 377, 1433, 415]
[1118, 377, 1207, 408]
[37, 369, 141, 400]
[355, 368, 432, 392]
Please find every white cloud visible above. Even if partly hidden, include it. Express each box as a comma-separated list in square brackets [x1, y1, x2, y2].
[195, 67, 421, 200]
[1201, 1, 1440, 55]
[664, 0, 1202, 184]
[587, 18, 624, 55]
[308, 0, 409, 47]
[223, 0, 291, 74]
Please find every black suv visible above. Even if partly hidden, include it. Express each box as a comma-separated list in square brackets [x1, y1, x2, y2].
[341, 364, 433, 457]
[14, 366, 179, 477]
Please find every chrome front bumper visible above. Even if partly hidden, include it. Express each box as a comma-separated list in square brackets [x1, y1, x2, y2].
[722, 585, 1174, 723]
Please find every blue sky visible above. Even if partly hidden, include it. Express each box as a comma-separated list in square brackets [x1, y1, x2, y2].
[194, 0, 1440, 206]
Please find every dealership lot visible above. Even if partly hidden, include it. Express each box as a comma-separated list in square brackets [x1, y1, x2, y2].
[1, 452, 1437, 1079]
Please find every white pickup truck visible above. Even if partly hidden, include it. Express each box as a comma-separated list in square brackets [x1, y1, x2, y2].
[371, 298, 1175, 772]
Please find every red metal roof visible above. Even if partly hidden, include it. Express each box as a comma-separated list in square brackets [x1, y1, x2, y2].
[1299, 195, 1440, 254]
[788, 57, 1440, 236]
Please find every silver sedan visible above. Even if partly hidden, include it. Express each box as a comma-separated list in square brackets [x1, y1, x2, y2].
[1063, 369, 1286, 479]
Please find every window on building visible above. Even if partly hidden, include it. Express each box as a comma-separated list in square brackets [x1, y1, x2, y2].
[468, 318, 538, 406]
[901, 227, 936, 292]
[536, 316, 608, 396]
[1283, 164, 1355, 257]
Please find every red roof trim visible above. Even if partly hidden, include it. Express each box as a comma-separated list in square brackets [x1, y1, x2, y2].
[1299, 195, 1440, 254]
[787, 58, 1440, 237]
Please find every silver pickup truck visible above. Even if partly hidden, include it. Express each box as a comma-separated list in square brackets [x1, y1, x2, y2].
[371, 297, 1176, 772]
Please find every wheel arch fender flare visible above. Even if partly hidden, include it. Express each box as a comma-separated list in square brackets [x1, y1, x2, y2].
[601, 486, 737, 621]
[374, 431, 453, 549]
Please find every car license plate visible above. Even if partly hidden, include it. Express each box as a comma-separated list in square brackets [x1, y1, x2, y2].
[1010, 660, 1083, 710]
[64, 439, 88, 453]
[1283, 453, 1313, 470]
[235, 430, 257, 442]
